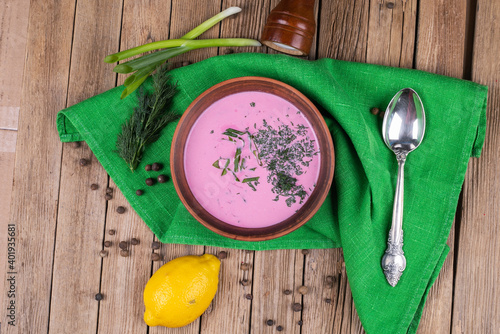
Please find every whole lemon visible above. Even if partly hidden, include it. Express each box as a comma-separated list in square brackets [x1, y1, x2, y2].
[143, 254, 221, 328]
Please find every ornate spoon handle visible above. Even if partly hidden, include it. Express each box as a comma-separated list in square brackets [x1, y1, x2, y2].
[381, 152, 407, 287]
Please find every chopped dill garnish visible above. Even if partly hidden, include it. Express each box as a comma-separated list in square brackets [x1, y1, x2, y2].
[250, 102, 256, 107]
[252, 121, 317, 206]
[116, 67, 179, 171]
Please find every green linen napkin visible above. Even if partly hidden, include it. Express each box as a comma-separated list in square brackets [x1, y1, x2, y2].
[57, 53, 487, 334]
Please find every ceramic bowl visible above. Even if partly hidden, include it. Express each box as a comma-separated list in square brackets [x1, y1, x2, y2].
[171, 76, 334, 241]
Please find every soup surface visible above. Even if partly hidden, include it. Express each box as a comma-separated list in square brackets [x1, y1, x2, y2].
[184, 91, 321, 228]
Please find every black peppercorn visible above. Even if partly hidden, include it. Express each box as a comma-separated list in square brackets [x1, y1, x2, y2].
[120, 250, 129, 257]
[370, 107, 380, 115]
[157, 174, 168, 183]
[99, 250, 108, 257]
[108, 229, 115, 235]
[152, 162, 162, 171]
[386, 2, 395, 9]
[298, 320, 303, 326]
[284, 289, 292, 295]
[95, 293, 103, 301]
[145, 164, 152, 171]
[151, 253, 161, 261]
[104, 241, 112, 248]
[104, 194, 112, 201]
[136, 189, 143, 196]
[79, 158, 89, 166]
[106, 187, 113, 194]
[90, 184, 99, 190]
[292, 303, 302, 312]
[302, 249, 309, 255]
[218, 251, 227, 259]
[277, 325, 283, 331]
[145, 178, 154, 186]
[131, 238, 139, 245]
[240, 279, 250, 286]
[325, 298, 332, 304]
[245, 294, 253, 300]
[116, 206, 126, 214]
[119, 241, 129, 250]
[151, 241, 160, 249]
[266, 319, 274, 326]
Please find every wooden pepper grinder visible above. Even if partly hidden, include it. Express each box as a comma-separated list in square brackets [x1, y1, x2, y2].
[261, 0, 316, 56]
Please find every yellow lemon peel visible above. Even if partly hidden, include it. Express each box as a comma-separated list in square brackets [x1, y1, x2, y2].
[143, 254, 221, 328]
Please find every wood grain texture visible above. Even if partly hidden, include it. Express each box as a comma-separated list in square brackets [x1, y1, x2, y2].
[48, 0, 123, 332]
[417, 227, 454, 333]
[250, 249, 304, 334]
[199, 248, 253, 334]
[366, 0, 417, 68]
[0, 0, 29, 318]
[415, 0, 467, 78]
[0, 0, 76, 332]
[0, 0, 30, 128]
[453, 0, 500, 332]
[316, 0, 369, 62]
[97, 192, 154, 334]
[414, 0, 468, 332]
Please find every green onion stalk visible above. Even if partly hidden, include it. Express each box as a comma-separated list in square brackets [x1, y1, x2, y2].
[105, 7, 262, 99]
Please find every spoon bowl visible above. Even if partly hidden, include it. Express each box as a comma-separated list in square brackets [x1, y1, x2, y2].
[382, 88, 426, 153]
[381, 88, 425, 287]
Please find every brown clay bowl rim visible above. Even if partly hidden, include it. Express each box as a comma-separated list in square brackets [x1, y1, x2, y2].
[171, 76, 334, 241]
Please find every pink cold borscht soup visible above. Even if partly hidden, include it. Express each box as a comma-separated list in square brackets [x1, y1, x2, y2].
[184, 91, 321, 228]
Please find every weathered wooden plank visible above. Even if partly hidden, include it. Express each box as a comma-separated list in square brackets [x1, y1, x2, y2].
[98, 191, 155, 333]
[413, 0, 468, 332]
[97, 1, 173, 333]
[452, 0, 500, 332]
[301, 249, 342, 332]
[415, 0, 468, 78]
[0, 0, 30, 320]
[0, 0, 30, 130]
[0, 0, 76, 332]
[47, 0, 123, 332]
[316, 0, 369, 62]
[250, 249, 304, 334]
[366, 0, 417, 68]
[199, 248, 253, 333]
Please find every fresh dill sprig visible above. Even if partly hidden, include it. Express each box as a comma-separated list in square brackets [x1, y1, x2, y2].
[116, 67, 179, 171]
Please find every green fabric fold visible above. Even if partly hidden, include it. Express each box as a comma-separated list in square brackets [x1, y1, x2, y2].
[56, 53, 487, 334]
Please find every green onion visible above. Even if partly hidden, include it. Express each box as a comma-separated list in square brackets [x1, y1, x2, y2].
[104, 7, 261, 99]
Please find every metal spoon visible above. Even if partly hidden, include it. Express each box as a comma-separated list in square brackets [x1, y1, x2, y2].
[381, 88, 425, 287]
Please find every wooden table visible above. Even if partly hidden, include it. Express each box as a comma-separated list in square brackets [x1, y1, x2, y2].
[1, 0, 498, 333]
